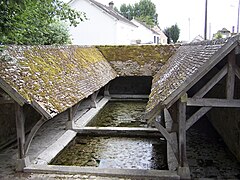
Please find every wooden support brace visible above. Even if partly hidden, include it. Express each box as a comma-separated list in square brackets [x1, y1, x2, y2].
[235, 65, 240, 80]
[25, 116, 46, 154]
[226, 50, 236, 99]
[104, 83, 110, 97]
[186, 107, 212, 130]
[90, 90, 99, 108]
[193, 65, 227, 98]
[66, 107, 74, 129]
[154, 117, 179, 164]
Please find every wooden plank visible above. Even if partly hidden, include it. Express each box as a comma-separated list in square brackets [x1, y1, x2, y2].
[226, 50, 236, 99]
[193, 65, 227, 98]
[164, 38, 238, 109]
[187, 98, 240, 107]
[15, 102, 26, 159]
[186, 107, 212, 130]
[25, 116, 47, 154]
[31, 100, 52, 119]
[178, 96, 187, 167]
[0, 77, 27, 106]
[154, 119, 179, 163]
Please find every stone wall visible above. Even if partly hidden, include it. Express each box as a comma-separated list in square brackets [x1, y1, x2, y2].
[109, 76, 152, 95]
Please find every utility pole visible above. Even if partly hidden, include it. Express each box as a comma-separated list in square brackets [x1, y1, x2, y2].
[204, 0, 208, 40]
[237, 0, 240, 33]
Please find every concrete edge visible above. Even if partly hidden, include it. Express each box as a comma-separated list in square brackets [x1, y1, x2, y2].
[32, 130, 77, 165]
[24, 165, 180, 179]
[110, 94, 149, 99]
[74, 97, 110, 128]
[76, 127, 163, 137]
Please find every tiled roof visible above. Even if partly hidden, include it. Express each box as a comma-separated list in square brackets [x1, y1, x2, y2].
[97, 45, 178, 76]
[0, 46, 117, 118]
[146, 36, 239, 118]
[88, 0, 137, 27]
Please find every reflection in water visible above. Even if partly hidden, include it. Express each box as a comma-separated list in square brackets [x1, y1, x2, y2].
[51, 136, 167, 170]
[87, 101, 147, 127]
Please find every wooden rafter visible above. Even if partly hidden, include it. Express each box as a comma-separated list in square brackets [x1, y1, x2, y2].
[226, 51, 236, 99]
[193, 65, 227, 98]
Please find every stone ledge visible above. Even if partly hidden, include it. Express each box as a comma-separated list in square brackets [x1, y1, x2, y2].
[24, 165, 180, 179]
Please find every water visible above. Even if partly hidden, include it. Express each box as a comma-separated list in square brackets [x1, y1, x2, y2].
[51, 136, 167, 170]
[87, 101, 148, 127]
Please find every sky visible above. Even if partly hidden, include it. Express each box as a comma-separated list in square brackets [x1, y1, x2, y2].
[96, 0, 239, 41]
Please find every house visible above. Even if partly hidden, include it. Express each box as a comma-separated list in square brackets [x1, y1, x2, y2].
[152, 25, 168, 45]
[131, 18, 161, 45]
[68, 0, 137, 45]
[213, 28, 231, 39]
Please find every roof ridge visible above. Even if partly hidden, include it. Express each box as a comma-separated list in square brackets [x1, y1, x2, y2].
[184, 35, 239, 46]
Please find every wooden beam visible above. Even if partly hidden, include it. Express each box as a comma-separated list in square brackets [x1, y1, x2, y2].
[31, 100, 52, 119]
[186, 107, 212, 130]
[25, 116, 47, 154]
[193, 65, 227, 98]
[15, 102, 26, 159]
[235, 65, 240, 80]
[68, 107, 73, 121]
[0, 78, 27, 106]
[154, 119, 179, 163]
[226, 50, 236, 99]
[104, 83, 110, 97]
[178, 95, 188, 167]
[187, 98, 240, 107]
[164, 108, 174, 132]
[164, 39, 238, 109]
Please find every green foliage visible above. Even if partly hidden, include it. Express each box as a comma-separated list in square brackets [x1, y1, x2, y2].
[119, 0, 158, 26]
[0, 0, 85, 45]
[164, 24, 180, 43]
[214, 32, 223, 39]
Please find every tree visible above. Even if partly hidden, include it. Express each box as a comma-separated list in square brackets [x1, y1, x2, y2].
[164, 24, 180, 43]
[0, 0, 85, 45]
[119, 0, 158, 26]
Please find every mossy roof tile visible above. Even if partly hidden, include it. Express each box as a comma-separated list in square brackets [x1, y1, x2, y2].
[0, 45, 117, 117]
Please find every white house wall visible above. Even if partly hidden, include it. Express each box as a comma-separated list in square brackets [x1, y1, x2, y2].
[69, 0, 117, 45]
[131, 20, 159, 44]
[116, 21, 136, 45]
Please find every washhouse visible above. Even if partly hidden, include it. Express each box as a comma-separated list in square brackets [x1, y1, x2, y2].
[0, 36, 240, 179]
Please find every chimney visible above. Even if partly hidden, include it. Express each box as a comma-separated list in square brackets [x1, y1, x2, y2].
[109, 1, 114, 9]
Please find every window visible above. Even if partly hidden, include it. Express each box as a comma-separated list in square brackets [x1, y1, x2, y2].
[154, 36, 156, 43]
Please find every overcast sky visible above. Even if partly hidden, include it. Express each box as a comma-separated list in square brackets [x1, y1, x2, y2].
[68, 0, 239, 41]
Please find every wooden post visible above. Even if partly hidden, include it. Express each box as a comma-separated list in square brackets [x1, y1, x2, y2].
[66, 107, 73, 129]
[177, 94, 190, 179]
[104, 83, 110, 97]
[226, 51, 236, 99]
[15, 102, 29, 171]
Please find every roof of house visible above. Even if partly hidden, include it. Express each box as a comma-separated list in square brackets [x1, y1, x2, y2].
[0, 46, 117, 118]
[97, 45, 179, 76]
[70, 0, 137, 27]
[145, 35, 239, 119]
[131, 19, 159, 35]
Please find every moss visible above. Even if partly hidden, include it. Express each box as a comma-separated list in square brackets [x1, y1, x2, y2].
[97, 45, 178, 65]
[0, 45, 112, 115]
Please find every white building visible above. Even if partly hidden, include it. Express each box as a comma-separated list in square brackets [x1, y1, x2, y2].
[131, 19, 160, 45]
[68, 0, 137, 45]
[152, 26, 168, 45]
